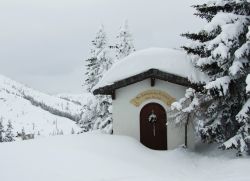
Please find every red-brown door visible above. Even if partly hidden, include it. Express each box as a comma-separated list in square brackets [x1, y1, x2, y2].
[140, 103, 167, 150]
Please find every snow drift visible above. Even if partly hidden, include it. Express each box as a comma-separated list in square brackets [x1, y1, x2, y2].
[0, 133, 248, 181]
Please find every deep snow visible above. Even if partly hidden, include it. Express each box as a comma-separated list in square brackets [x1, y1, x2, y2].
[0, 132, 249, 181]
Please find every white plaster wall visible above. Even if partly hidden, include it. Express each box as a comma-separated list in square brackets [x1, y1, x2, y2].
[187, 114, 197, 150]
[112, 79, 196, 150]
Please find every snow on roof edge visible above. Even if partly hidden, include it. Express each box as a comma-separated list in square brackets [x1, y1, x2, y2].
[93, 47, 208, 91]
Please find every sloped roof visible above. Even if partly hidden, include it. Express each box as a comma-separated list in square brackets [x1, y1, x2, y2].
[93, 48, 207, 95]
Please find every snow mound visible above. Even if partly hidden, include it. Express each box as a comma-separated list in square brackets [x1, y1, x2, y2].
[0, 133, 248, 181]
[94, 48, 208, 90]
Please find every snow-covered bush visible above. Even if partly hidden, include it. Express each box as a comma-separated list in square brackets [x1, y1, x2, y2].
[170, 88, 197, 126]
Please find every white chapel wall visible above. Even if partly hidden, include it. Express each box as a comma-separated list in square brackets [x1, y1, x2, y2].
[112, 79, 196, 150]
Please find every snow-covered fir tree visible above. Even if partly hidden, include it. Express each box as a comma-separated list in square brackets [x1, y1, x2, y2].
[71, 128, 75, 134]
[79, 94, 113, 134]
[85, 25, 113, 92]
[92, 95, 113, 133]
[114, 20, 135, 60]
[181, 0, 250, 155]
[59, 130, 63, 135]
[82, 25, 113, 133]
[4, 121, 14, 142]
[21, 127, 26, 138]
[0, 119, 4, 142]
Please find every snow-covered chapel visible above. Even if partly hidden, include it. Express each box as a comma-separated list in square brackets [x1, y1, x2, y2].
[93, 48, 206, 150]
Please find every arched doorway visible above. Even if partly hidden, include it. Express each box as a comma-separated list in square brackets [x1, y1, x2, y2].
[140, 103, 167, 150]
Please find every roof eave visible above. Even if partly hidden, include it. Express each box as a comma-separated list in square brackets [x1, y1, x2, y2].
[93, 68, 197, 95]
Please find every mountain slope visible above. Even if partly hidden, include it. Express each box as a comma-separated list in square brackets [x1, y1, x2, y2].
[0, 75, 93, 137]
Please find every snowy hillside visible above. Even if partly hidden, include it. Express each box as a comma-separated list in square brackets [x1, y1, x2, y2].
[0, 75, 93, 137]
[57, 93, 95, 107]
[0, 133, 248, 181]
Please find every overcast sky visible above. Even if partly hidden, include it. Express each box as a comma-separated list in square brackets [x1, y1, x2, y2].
[0, 0, 205, 94]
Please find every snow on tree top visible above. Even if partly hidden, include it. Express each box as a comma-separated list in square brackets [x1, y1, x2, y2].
[94, 48, 208, 90]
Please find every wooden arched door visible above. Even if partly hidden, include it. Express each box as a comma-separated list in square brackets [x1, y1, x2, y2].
[140, 103, 167, 150]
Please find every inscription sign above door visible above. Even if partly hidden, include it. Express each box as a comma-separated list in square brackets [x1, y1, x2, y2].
[130, 90, 176, 107]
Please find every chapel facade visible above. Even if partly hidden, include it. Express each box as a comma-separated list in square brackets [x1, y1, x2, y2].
[93, 48, 202, 150]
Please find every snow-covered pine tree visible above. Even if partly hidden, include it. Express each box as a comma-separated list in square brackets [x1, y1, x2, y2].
[21, 127, 26, 140]
[79, 93, 113, 134]
[181, 0, 250, 155]
[222, 25, 250, 155]
[84, 25, 105, 92]
[0, 118, 4, 142]
[92, 95, 113, 133]
[71, 128, 75, 134]
[85, 25, 113, 92]
[114, 20, 135, 60]
[82, 25, 113, 133]
[59, 130, 63, 135]
[4, 121, 14, 142]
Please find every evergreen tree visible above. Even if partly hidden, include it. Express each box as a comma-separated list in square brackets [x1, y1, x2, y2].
[21, 127, 26, 139]
[59, 130, 63, 135]
[4, 121, 14, 142]
[85, 25, 113, 92]
[0, 118, 4, 142]
[71, 128, 75, 134]
[114, 20, 135, 60]
[79, 94, 113, 134]
[181, 0, 250, 155]
[83, 25, 113, 133]
[93, 95, 113, 134]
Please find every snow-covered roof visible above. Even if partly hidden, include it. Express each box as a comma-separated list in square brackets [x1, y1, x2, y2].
[94, 48, 207, 91]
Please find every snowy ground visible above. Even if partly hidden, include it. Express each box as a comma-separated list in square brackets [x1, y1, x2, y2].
[0, 132, 249, 181]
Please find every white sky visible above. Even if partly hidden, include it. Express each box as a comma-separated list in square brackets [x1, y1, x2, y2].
[0, 0, 205, 94]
